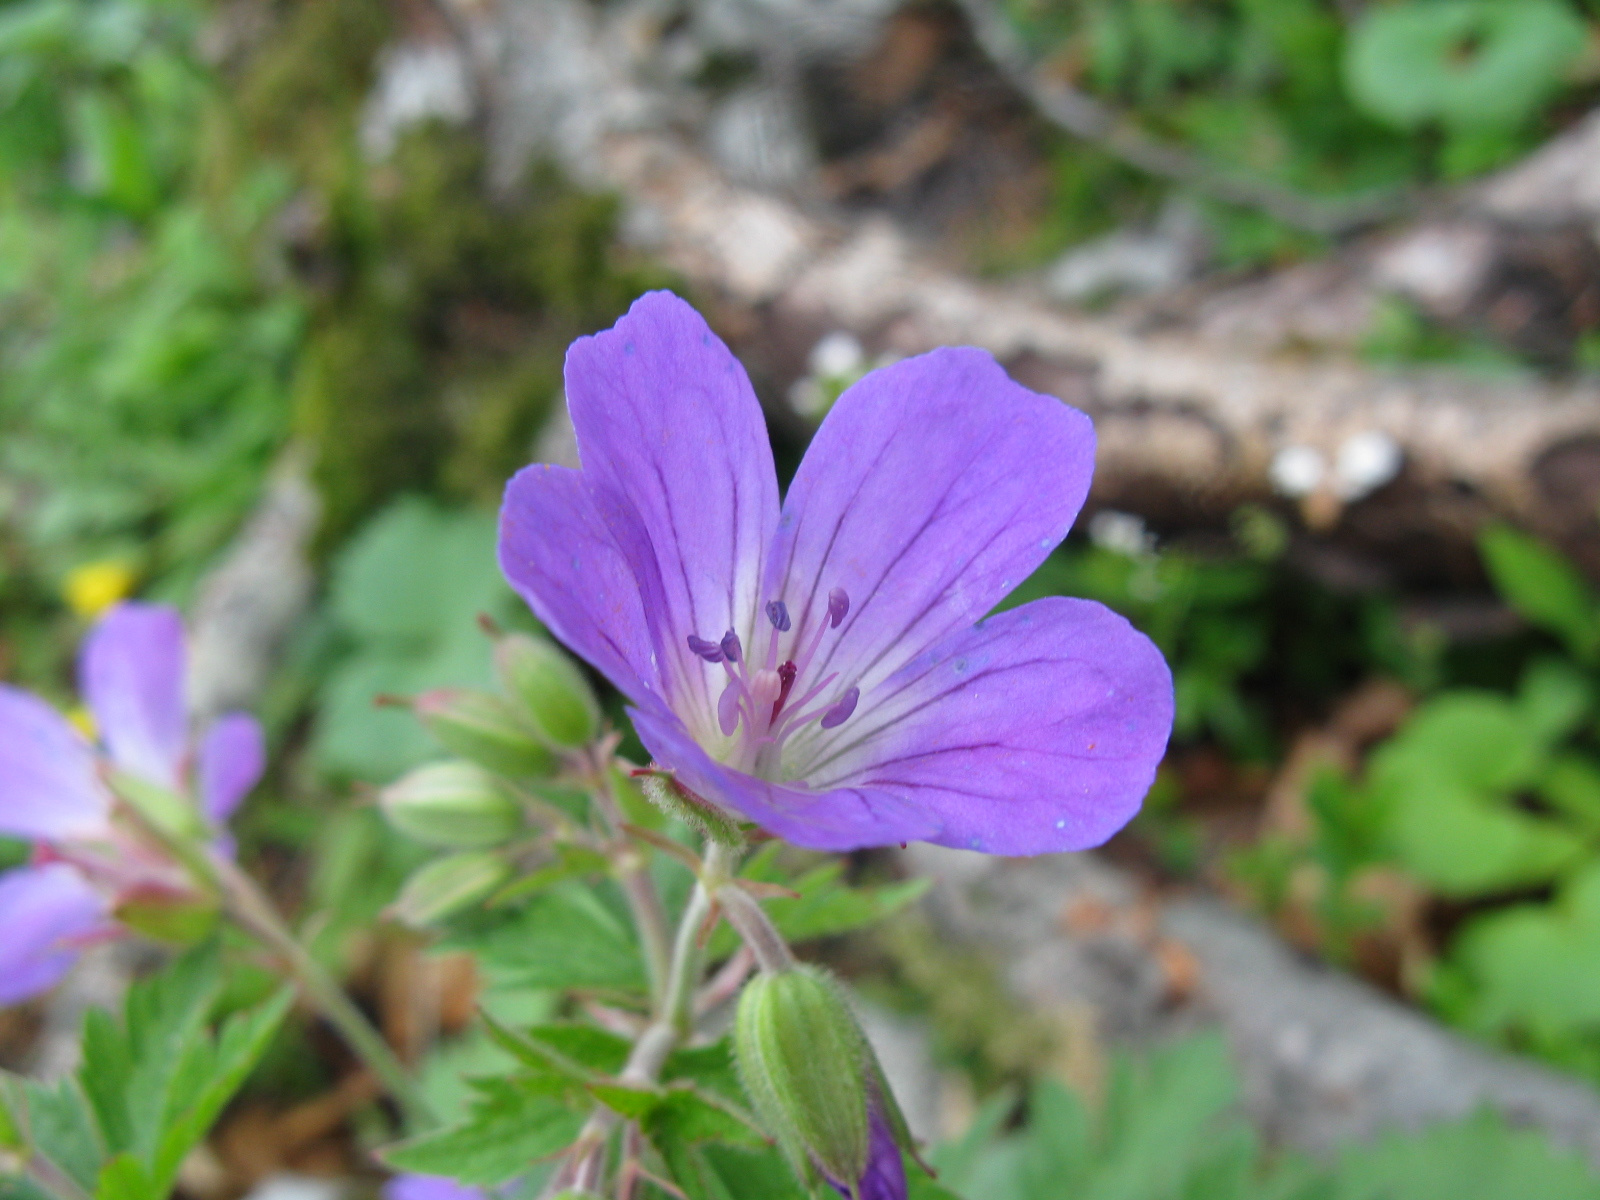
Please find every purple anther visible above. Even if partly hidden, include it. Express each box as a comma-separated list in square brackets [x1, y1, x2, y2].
[828, 587, 850, 628]
[687, 634, 726, 663]
[720, 629, 743, 664]
[765, 600, 791, 632]
[819, 686, 860, 729]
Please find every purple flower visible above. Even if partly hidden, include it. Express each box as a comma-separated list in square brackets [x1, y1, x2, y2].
[0, 863, 111, 1006]
[499, 292, 1172, 854]
[0, 602, 266, 1003]
[383, 1176, 489, 1200]
[826, 1103, 906, 1200]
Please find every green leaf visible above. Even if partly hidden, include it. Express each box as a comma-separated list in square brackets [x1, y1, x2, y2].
[447, 883, 646, 996]
[1540, 754, 1600, 838]
[1345, 1, 1585, 133]
[1381, 776, 1582, 897]
[93, 1155, 157, 1200]
[146, 987, 293, 1195]
[1480, 525, 1600, 663]
[381, 1077, 585, 1186]
[478, 1017, 626, 1086]
[1332, 1108, 1600, 1200]
[709, 849, 930, 958]
[10, 1077, 104, 1194]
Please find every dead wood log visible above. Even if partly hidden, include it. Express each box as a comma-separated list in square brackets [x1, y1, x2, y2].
[419, 0, 1600, 580]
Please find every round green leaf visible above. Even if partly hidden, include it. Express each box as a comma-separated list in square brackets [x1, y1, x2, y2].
[1345, 0, 1586, 131]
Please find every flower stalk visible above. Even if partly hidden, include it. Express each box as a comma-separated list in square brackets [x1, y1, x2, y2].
[209, 853, 436, 1129]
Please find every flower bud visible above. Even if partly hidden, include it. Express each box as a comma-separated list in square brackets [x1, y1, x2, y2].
[391, 851, 511, 928]
[414, 689, 557, 779]
[735, 965, 871, 1188]
[494, 633, 599, 748]
[115, 890, 221, 945]
[380, 762, 524, 849]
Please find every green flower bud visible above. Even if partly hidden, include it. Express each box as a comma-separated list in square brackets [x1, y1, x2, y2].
[414, 688, 558, 779]
[495, 633, 599, 748]
[379, 761, 524, 848]
[734, 964, 871, 1187]
[391, 851, 511, 928]
[116, 891, 221, 945]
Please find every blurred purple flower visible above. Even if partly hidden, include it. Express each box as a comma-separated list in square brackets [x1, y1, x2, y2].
[383, 1176, 488, 1200]
[500, 291, 1173, 854]
[0, 602, 266, 1004]
[0, 864, 111, 1006]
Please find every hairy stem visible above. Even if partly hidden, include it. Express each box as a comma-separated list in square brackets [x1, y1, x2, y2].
[548, 839, 744, 1194]
[587, 755, 674, 1008]
[717, 886, 795, 973]
[210, 854, 436, 1129]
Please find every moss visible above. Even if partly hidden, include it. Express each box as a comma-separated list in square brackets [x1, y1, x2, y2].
[230, 0, 674, 548]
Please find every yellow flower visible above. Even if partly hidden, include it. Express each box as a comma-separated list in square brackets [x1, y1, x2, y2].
[64, 560, 135, 619]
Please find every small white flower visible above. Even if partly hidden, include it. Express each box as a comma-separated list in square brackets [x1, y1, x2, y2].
[809, 331, 864, 380]
[1270, 445, 1326, 498]
[1334, 431, 1403, 501]
[1088, 509, 1155, 557]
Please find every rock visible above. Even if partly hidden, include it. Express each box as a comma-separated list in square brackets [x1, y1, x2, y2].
[907, 845, 1600, 1167]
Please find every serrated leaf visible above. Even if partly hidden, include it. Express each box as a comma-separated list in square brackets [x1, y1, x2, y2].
[488, 845, 612, 908]
[16, 1079, 103, 1194]
[380, 1077, 584, 1186]
[146, 986, 293, 1195]
[448, 883, 646, 996]
[479, 1017, 626, 1085]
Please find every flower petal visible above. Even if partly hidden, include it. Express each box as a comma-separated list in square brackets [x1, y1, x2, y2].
[564, 292, 779, 737]
[499, 462, 656, 701]
[827, 1105, 908, 1200]
[764, 347, 1094, 702]
[0, 864, 109, 1006]
[80, 602, 189, 791]
[383, 1177, 487, 1200]
[198, 713, 265, 826]
[628, 701, 941, 852]
[788, 597, 1173, 855]
[0, 685, 111, 840]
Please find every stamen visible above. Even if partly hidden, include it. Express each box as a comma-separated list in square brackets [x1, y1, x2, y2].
[828, 587, 849, 627]
[687, 634, 725, 663]
[720, 629, 743, 664]
[717, 680, 743, 735]
[765, 600, 791, 632]
[772, 661, 798, 721]
[819, 686, 860, 729]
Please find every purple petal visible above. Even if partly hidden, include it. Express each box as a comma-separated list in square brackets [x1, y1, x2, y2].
[198, 713, 265, 826]
[498, 463, 656, 701]
[79, 602, 188, 791]
[763, 348, 1094, 702]
[563, 292, 779, 738]
[628, 701, 941, 852]
[827, 1105, 907, 1200]
[383, 1177, 487, 1200]
[0, 864, 110, 1006]
[792, 598, 1173, 855]
[0, 685, 111, 840]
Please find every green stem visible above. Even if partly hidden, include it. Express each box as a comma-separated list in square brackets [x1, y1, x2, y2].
[210, 854, 436, 1129]
[547, 839, 742, 1195]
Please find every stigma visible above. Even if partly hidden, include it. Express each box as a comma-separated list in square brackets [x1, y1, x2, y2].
[686, 587, 858, 774]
